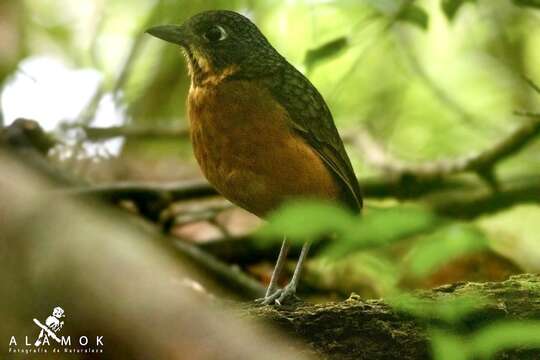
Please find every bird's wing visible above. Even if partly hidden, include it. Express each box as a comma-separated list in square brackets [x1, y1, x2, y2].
[263, 63, 363, 212]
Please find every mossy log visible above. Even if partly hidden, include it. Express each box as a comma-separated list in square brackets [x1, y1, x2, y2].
[248, 274, 540, 359]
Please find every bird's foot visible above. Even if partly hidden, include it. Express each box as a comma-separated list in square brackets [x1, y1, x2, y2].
[255, 289, 283, 306]
[275, 284, 300, 305]
[255, 284, 300, 306]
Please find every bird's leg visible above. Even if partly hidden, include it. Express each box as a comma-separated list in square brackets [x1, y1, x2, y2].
[255, 237, 290, 304]
[265, 237, 290, 296]
[275, 241, 311, 305]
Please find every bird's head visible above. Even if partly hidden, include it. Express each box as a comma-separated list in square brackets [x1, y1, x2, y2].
[147, 10, 282, 85]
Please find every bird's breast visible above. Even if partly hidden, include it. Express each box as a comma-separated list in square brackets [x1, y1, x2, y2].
[187, 80, 342, 217]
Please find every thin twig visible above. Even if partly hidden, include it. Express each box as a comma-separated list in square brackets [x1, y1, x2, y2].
[523, 76, 540, 95]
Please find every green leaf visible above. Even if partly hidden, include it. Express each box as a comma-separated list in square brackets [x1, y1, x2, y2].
[304, 37, 349, 72]
[441, 0, 476, 21]
[431, 321, 540, 359]
[431, 330, 468, 360]
[258, 202, 440, 257]
[257, 200, 356, 246]
[397, 4, 429, 30]
[323, 206, 440, 258]
[389, 293, 489, 324]
[469, 321, 540, 358]
[405, 224, 489, 278]
[512, 0, 540, 8]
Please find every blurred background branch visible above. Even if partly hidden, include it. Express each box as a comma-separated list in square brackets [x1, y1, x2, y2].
[348, 114, 540, 184]
[69, 124, 189, 141]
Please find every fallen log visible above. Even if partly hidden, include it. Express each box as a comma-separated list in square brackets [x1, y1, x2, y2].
[248, 274, 540, 359]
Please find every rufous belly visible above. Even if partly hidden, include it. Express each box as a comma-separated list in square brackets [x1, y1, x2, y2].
[188, 79, 342, 217]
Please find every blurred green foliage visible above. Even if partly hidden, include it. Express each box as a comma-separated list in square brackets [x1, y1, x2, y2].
[432, 321, 540, 359]
[431, 331, 468, 360]
[258, 199, 490, 288]
[259, 201, 441, 258]
[389, 293, 489, 324]
[257, 195, 540, 357]
[259, 198, 539, 358]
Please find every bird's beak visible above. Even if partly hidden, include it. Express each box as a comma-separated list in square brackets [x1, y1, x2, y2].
[146, 24, 190, 46]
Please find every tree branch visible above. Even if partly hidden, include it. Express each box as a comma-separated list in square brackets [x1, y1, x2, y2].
[348, 115, 540, 183]
[429, 175, 540, 219]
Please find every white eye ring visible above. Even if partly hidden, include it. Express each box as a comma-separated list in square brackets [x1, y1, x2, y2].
[216, 25, 227, 40]
[204, 25, 228, 42]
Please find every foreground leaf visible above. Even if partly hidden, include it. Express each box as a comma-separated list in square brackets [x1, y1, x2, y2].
[324, 206, 441, 258]
[470, 321, 540, 358]
[257, 200, 356, 246]
[390, 293, 489, 324]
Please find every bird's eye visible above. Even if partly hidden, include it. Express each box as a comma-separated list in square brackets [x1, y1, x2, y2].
[203, 25, 227, 42]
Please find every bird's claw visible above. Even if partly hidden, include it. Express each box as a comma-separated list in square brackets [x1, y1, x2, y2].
[276, 284, 300, 305]
[255, 284, 299, 306]
[255, 289, 283, 305]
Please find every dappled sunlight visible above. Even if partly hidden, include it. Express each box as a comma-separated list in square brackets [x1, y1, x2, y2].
[2, 56, 102, 130]
[2, 56, 126, 156]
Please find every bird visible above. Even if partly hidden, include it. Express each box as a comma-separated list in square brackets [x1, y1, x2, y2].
[147, 10, 362, 305]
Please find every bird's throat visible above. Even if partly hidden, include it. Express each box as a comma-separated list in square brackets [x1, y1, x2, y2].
[183, 48, 239, 88]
